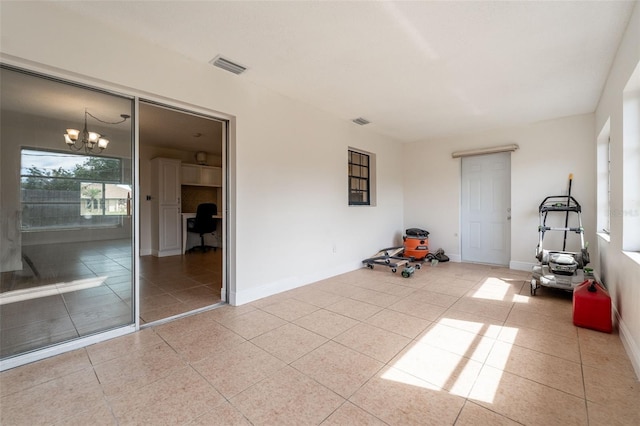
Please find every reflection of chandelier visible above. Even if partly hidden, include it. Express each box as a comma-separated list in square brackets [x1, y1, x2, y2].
[64, 108, 130, 154]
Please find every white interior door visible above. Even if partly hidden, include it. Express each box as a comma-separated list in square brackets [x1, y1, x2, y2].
[461, 152, 511, 265]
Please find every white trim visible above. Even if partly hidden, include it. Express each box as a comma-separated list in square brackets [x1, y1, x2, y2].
[220, 117, 229, 304]
[509, 260, 535, 272]
[151, 249, 183, 257]
[622, 250, 640, 266]
[0, 325, 136, 371]
[447, 254, 462, 263]
[615, 306, 640, 380]
[133, 97, 141, 330]
[451, 144, 519, 158]
[231, 261, 361, 305]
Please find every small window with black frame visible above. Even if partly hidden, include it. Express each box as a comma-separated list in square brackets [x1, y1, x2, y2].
[348, 149, 370, 206]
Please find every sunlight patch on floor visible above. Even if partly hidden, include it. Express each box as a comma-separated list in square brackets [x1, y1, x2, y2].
[512, 293, 529, 303]
[382, 318, 518, 402]
[380, 366, 442, 391]
[470, 325, 519, 404]
[472, 276, 530, 304]
[0, 276, 106, 305]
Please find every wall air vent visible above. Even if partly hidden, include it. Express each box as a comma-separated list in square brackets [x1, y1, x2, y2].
[210, 55, 247, 75]
[352, 117, 370, 126]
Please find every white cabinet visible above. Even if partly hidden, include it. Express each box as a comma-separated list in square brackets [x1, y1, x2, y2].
[151, 158, 182, 257]
[181, 164, 222, 187]
[180, 164, 199, 185]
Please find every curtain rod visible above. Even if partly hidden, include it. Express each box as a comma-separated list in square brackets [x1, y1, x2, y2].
[451, 144, 519, 158]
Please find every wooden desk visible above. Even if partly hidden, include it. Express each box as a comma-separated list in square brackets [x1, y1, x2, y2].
[181, 213, 223, 254]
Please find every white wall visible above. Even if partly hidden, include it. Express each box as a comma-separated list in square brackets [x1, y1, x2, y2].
[5, 3, 637, 378]
[594, 2, 640, 377]
[403, 113, 596, 270]
[0, 2, 405, 304]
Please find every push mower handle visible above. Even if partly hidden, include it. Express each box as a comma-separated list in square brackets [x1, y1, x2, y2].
[538, 196, 582, 212]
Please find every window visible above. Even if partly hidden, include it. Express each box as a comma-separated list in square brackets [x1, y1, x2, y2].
[348, 149, 370, 205]
[622, 61, 640, 252]
[20, 149, 129, 230]
[597, 120, 611, 236]
[607, 137, 611, 234]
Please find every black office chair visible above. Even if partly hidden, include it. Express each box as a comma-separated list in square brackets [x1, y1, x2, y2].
[187, 203, 218, 253]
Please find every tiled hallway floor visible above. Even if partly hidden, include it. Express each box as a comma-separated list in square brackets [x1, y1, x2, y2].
[139, 250, 223, 324]
[1, 262, 639, 425]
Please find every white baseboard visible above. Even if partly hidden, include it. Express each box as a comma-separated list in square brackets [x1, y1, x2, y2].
[509, 260, 535, 271]
[152, 249, 182, 257]
[448, 254, 462, 263]
[230, 261, 361, 306]
[140, 248, 152, 256]
[615, 306, 640, 380]
[448, 257, 533, 271]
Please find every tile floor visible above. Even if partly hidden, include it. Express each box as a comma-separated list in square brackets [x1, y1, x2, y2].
[139, 250, 223, 324]
[1, 262, 639, 425]
[0, 240, 134, 359]
[0, 240, 222, 358]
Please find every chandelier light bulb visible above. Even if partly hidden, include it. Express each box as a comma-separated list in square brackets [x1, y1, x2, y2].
[64, 134, 74, 146]
[66, 128, 80, 141]
[87, 131, 101, 143]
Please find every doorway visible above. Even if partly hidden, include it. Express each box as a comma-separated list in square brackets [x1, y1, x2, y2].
[138, 101, 226, 324]
[461, 152, 511, 266]
[0, 66, 229, 369]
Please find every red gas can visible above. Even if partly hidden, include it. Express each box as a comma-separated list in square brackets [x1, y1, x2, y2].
[572, 280, 612, 333]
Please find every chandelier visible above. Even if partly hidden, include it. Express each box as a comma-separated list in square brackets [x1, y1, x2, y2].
[64, 108, 130, 154]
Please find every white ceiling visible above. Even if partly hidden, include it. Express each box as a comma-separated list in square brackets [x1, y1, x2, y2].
[52, 1, 636, 142]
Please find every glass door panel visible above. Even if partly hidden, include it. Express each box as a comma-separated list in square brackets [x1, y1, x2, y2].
[0, 66, 134, 360]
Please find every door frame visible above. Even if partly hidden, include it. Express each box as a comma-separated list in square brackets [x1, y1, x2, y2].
[0, 64, 138, 371]
[460, 152, 512, 266]
[137, 98, 230, 327]
[0, 59, 234, 370]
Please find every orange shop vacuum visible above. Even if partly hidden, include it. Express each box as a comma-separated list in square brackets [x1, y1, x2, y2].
[403, 228, 430, 260]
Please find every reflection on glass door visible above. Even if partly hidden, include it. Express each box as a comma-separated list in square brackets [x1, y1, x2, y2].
[0, 66, 135, 360]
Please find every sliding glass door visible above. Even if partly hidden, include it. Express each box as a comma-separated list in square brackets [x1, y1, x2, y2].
[0, 66, 135, 360]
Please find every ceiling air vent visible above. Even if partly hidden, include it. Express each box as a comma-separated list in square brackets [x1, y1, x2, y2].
[352, 117, 370, 126]
[210, 55, 247, 75]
